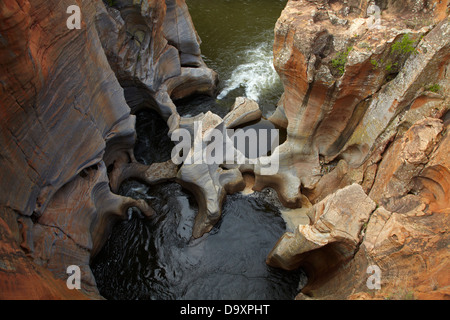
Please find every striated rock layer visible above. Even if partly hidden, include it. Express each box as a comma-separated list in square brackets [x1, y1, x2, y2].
[265, 0, 449, 300]
[0, 0, 216, 298]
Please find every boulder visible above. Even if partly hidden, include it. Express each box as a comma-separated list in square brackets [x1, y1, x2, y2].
[223, 97, 262, 129]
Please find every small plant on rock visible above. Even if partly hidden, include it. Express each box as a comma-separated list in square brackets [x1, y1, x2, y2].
[391, 33, 418, 55]
[105, 0, 117, 7]
[331, 46, 353, 75]
[425, 84, 441, 93]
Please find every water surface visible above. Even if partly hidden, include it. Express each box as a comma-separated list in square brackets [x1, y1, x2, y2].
[90, 1, 305, 301]
[91, 182, 304, 300]
[180, 0, 287, 117]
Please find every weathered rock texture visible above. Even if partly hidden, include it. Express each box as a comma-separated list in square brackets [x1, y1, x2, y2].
[176, 100, 274, 238]
[95, 0, 218, 130]
[267, 184, 376, 270]
[223, 97, 262, 129]
[1, 0, 449, 301]
[265, 0, 449, 300]
[265, 0, 449, 204]
[0, 0, 215, 298]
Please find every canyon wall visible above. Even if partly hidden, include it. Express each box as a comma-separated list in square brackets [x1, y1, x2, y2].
[266, 0, 449, 299]
[0, 0, 216, 299]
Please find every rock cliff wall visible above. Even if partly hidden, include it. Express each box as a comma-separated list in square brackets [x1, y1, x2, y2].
[266, 0, 449, 299]
[0, 0, 215, 298]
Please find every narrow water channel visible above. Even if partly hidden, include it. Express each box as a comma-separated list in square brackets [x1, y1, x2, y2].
[91, 0, 306, 300]
[177, 0, 286, 118]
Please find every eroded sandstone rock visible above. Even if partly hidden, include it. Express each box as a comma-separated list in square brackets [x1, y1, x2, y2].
[263, 0, 449, 300]
[1, 0, 448, 301]
[267, 184, 376, 271]
[0, 216, 92, 300]
[0, 0, 216, 298]
[223, 97, 262, 129]
[369, 117, 444, 205]
[176, 112, 246, 238]
[94, 0, 218, 128]
[263, 0, 450, 208]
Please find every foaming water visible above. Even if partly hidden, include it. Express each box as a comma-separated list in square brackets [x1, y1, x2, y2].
[217, 40, 282, 104]
[183, 0, 287, 118]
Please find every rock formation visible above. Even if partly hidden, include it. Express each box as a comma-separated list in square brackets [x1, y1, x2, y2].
[265, 0, 449, 300]
[0, 0, 216, 298]
[267, 183, 377, 271]
[175, 97, 275, 238]
[95, 0, 218, 129]
[223, 97, 263, 129]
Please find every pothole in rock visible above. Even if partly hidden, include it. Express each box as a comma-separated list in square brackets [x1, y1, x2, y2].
[91, 181, 306, 300]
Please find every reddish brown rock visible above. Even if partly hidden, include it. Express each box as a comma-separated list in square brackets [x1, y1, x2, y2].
[0, 0, 215, 298]
[0, 216, 92, 300]
[264, 0, 449, 300]
[273, 115, 450, 299]
[0, 0, 448, 301]
[263, 0, 449, 206]
[369, 118, 444, 205]
[95, 0, 218, 126]
[267, 183, 376, 273]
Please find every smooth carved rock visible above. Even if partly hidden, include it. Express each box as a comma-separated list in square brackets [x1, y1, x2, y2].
[266, 0, 449, 300]
[267, 184, 376, 271]
[289, 118, 449, 299]
[95, 0, 218, 128]
[176, 101, 283, 237]
[1, 0, 449, 301]
[299, 196, 449, 299]
[0, 0, 142, 296]
[163, 0, 203, 67]
[176, 112, 246, 238]
[32, 161, 154, 294]
[0, 0, 136, 218]
[223, 97, 262, 129]
[0, 0, 216, 297]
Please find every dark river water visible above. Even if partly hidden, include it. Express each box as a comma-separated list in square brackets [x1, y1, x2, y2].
[91, 0, 306, 300]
